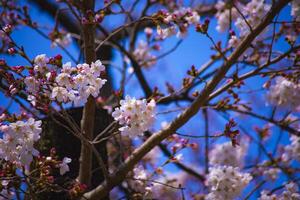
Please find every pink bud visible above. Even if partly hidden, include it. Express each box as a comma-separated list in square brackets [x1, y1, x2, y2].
[10, 87, 18, 95]
[3, 24, 12, 33]
[189, 143, 198, 150]
[8, 48, 16, 55]
[0, 113, 6, 121]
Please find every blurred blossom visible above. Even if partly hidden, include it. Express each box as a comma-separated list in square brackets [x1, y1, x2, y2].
[267, 77, 300, 110]
[209, 141, 248, 167]
[206, 165, 252, 200]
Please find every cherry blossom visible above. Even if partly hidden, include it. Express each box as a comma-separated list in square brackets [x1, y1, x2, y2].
[156, 7, 200, 39]
[112, 96, 156, 137]
[51, 33, 72, 48]
[0, 118, 42, 166]
[235, 0, 270, 36]
[24, 56, 107, 106]
[215, 1, 239, 32]
[34, 54, 49, 73]
[282, 135, 300, 162]
[291, 0, 300, 21]
[267, 77, 300, 109]
[262, 167, 281, 181]
[209, 141, 248, 167]
[0, 0, 299, 198]
[206, 165, 252, 200]
[259, 182, 300, 200]
[132, 40, 157, 68]
[228, 35, 240, 48]
[59, 157, 72, 175]
[157, 25, 177, 40]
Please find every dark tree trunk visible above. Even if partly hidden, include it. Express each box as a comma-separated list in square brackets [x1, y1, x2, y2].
[37, 107, 113, 200]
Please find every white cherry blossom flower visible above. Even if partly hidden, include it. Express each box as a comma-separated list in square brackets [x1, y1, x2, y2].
[24, 76, 40, 93]
[55, 73, 72, 88]
[34, 54, 49, 72]
[267, 77, 300, 109]
[206, 165, 252, 200]
[59, 157, 72, 175]
[291, 0, 300, 21]
[235, 0, 270, 36]
[51, 33, 72, 48]
[112, 96, 156, 137]
[282, 135, 300, 162]
[51, 86, 69, 102]
[259, 182, 300, 200]
[209, 141, 248, 167]
[0, 118, 42, 166]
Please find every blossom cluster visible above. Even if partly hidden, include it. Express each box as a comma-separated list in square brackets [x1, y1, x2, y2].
[209, 141, 248, 167]
[131, 165, 152, 195]
[129, 165, 187, 199]
[267, 77, 300, 110]
[0, 118, 41, 166]
[235, 0, 270, 36]
[0, 180, 14, 199]
[51, 33, 72, 48]
[156, 7, 200, 39]
[206, 165, 252, 200]
[215, 0, 270, 48]
[259, 182, 300, 200]
[291, 0, 300, 21]
[25, 54, 107, 106]
[112, 96, 156, 137]
[282, 135, 300, 163]
[215, 1, 239, 32]
[132, 39, 157, 68]
[262, 167, 281, 181]
[206, 139, 251, 199]
[52, 60, 106, 105]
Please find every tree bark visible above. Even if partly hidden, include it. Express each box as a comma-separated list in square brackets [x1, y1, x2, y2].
[77, 0, 96, 188]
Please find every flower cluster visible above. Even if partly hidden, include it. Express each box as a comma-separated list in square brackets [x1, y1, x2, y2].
[228, 34, 240, 48]
[127, 165, 153, 198]
[262, 167, 281, 181]
[24, 54, 107, 106]
[209, 141, 248, 167]
[259, 182, 300, 200]
[235, 0, 270, 36]
[0, 118, 41, 166]
[280, 22, 300, 45]
[206, 165, 252, 200]
[282, 135, 300, 163]
[156, 7, 200, 39]
[112, 96, 156, 137]
[132, 40, 157, 68]
[215, 0, 271, 50]
[129, 165, 186, 199]
[291, 0, 300, 21]
[51, 33, 72, 48]
[215, 1, 239, 32]
[52, 60, 106, 105]
[267, 77, 300, 110]
[0, 180, 14, 199]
